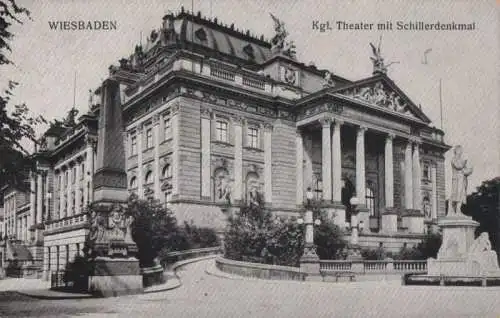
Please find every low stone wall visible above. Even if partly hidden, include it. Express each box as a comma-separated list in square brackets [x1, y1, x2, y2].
[215, 257, 306, 281]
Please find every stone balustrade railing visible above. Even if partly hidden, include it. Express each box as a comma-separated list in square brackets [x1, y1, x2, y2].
[45, 213, 88, 232]
[123, 56, 286, 103]
[319, 259, 427, 274]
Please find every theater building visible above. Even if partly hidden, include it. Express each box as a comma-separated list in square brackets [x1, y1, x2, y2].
[2, 9, 450, 278]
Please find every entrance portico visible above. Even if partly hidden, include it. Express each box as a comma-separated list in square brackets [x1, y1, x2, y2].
[295, 92, 429, 236]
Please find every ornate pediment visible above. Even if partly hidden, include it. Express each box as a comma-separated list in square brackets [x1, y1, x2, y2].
[336, 77, 430, 122]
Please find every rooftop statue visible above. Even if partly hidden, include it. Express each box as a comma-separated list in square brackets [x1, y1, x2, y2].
[369, 36, 399, 74]
[269, 13, 296, 59]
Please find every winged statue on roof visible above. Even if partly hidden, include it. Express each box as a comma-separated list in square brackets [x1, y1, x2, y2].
[370, 36, 399, 74]
[269, 13, 296, 59]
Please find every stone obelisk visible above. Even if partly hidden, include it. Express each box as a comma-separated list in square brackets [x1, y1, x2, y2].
[86, 78, 143, 297]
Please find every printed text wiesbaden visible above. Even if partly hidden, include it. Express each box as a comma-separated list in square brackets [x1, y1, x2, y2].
[48, 20, 117, 31]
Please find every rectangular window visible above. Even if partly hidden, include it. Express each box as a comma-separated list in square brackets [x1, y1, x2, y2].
[247, 127, 259, 148]
[81, 163, 85, 179]
[216, 121, 228, 142]
[164, 117, 171, 141]
[146, 128, 153, 149]
[423, 163, 431, 181]
[131, 135, 137, 155]
[72, 167, 76, 183]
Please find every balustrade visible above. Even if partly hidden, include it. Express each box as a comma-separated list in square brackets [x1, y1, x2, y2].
[319, 259, 427, 274]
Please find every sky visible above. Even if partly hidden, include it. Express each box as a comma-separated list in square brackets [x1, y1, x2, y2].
[2, 0, 499, 197]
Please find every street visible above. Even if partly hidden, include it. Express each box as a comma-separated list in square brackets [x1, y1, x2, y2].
[1, 259, 499, 317]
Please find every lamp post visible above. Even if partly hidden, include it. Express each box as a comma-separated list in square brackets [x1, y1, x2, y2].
[347, 196, 364, 260]
[298, 188, 321, 280]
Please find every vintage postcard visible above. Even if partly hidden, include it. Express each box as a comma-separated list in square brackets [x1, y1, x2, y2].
[0, 0, 498, 317]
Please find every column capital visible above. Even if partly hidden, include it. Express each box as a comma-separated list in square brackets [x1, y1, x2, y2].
[152, 113, 161, 124]
[296, 129, 303, 138]
[171, 102, 180, 115]
[386, 132, 396, 140]
[357, 125, 368, 135]
[333, 118, 344, 127]
[230, 115, 245, 126]
[200, 106, 212, 119]
[319, 116, 333, 127]
[263, 123, 273, 132]
[136, 122, 144, 133]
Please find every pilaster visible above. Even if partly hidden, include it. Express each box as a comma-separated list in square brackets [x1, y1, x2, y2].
[171, 103, 180, 196]
[264, 123, 273, 205]
[296, 129, 304, 206]
[75, 161, 81, 215]
[431, 164, 438, 220]
[136, 124, 144, 198]
[36, 172, 43, 224]
[153, 114, 161, 199]
[232, 116, 244, 203]
[29, 172, 36, 228]
[201, 107, 212, 200]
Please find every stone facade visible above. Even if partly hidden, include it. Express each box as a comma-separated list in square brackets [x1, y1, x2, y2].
[1, 9, 451, 277]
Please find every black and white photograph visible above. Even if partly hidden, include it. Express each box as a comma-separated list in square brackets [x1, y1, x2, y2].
[0, 0, 498, 317]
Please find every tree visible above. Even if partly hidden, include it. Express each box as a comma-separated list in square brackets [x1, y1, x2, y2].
[463, 177, 500, 260]
[124, 193, 186, 267]
[1, 1, 45, 190]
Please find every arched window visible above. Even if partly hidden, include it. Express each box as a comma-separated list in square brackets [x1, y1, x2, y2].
[365, 185, 375, 216]
[129, 176, 137, 189]
[162, 164, 172, 179]
[145, 171, 153, 184]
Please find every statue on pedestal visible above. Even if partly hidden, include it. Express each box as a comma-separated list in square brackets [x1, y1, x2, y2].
[449, 145, 473, 215]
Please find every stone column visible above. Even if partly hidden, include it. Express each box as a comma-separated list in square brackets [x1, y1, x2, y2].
[404, 141, 413, 209]
[74, 163, 80, 215]
[355, 126, 367, 203]
[303, 135, 313, 191]
[137, 124, 144, 198]
[264, 124, 273, 205]
[66, 165, 73, 217]
[431, 164, 438, 220]
[29, 172, 36, 228]
[412, 142, 422, 211]
[200, 107, 212, 200]
[296, 129, 304, 206]
[320, 117, 332, 202]
[382, 133, 397, 233]
[331, 120, 343, 203]
[36, 172, 43, 224]
[384, 134, 395, 208]
[233, 117, 243, 204]
[153, 115, 161, 199]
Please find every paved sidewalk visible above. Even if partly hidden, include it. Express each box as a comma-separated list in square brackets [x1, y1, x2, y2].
[0, 272, 181, 299]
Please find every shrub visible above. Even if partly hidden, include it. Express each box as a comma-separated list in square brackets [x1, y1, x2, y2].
[224, 195, 348, 266]
[224, 194, 304, 267]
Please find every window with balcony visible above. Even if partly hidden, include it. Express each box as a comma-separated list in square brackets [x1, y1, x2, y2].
[366, 186, 375, 217]
[216, 120, 228, 142]
[247, 127, 259, 148]
[146, 128, 153, 149]
[163, 117, 171, 141]
[131, 135, 137, 155]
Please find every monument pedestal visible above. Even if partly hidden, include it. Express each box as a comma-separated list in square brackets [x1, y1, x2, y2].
[427, 214, 500, 277]
[300, 244, 321, 281]
[88, 257, 143, 297]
